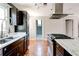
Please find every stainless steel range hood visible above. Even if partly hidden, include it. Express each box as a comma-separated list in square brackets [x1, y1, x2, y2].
[50, 3, 69, 19]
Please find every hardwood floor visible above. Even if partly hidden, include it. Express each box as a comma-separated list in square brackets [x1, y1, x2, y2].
[25, 39, 48, 56]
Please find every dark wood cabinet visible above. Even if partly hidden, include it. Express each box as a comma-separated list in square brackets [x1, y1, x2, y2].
[53, 40, 72, 56]
[18, 38, 24, 56]
[18, 43, 24, 56]
[17, 11, 24, 25]
[6, 47, 18, 56]
[56, 43, 64, 56]
[26, 39, 29, 50]
[3, 37, 26, 56]
[8, 3, 18, 25]
[23, 37, 29, 53]
[8, 3, 24, 25]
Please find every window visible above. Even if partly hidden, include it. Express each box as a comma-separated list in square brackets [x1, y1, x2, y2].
[37, 19, 42, 26]
[0, 6, 7, 33]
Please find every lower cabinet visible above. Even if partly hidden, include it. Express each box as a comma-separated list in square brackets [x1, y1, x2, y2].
[3, 37, 27, 56]
[18, 41, 24, 56]
[23, 38, 29, 54]
[6, 47, 18, 56]
[26, 39, 29, 50]
[56, 43, 64, 56]
[55, 42, 72, 56]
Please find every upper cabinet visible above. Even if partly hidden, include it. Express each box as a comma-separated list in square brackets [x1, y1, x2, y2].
[8, 3, 24, 25]
[17, 11, 24, 25]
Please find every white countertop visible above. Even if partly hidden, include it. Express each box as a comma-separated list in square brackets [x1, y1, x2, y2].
[0, 32, 27, 49]
[55, 39, 79, 56]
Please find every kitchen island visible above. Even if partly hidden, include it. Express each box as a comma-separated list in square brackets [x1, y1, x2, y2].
[54, 39, 79, 56]
[48, 34, 73, 56]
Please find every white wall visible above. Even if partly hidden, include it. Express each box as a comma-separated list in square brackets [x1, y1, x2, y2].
[44, 16, 66, 38]
[29, 16, 36, 39]
[0, 4, 15, 36]
[28, 3, 79, 39]
[43, 3, 79, 39]
[29, 16, 45, 39]
[29, 15, 79, 39]
[29, 16, 66, 39]
[63, 3, 79, 38]
[65, 19, 73, 37]
[63, 15, 79, 38]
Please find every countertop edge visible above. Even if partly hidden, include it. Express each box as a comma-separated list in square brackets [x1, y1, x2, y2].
[54, 39, 77, 56]
[0, 32, 27, 49]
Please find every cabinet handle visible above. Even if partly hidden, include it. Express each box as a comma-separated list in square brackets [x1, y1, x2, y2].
[4, 48, 7, 51]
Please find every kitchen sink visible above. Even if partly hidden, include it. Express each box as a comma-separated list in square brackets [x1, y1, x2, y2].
[0, 36, 19, 44]
[5, 37, 16, 39]
[0, 39, 12, 44]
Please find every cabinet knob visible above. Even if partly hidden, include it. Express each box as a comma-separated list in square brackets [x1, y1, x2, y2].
[4, 48, 7, 51]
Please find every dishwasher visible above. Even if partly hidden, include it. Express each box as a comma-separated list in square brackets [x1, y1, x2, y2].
[47, 34, 72, 56]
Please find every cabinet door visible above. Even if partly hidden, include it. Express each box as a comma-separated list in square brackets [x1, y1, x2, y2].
[11, 7, 17, 25]
[17, 11, 23, 25]
[4, 47, 17, 56]
[18, 38, 24, 56]
[3, 37, 25, 56]
[9, 3, 18, 25]
[56, 48, 63, 56]
[56, 43, 64, 56]
[8, 48, 17, 56]
[3, 39, 19, 55]
[23, 38, 26, 53]
[26, 39, 29, 50]
[18, 40, 24, 56]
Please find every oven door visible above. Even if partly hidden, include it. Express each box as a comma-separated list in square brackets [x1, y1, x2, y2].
[48, 39, 53, 56]
[0, 49, 3, 56]
[48, 35, 53, 56]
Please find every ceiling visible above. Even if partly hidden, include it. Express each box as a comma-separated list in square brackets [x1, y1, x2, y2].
[13, 3, 79, 16]
[13, 3, 55, 16]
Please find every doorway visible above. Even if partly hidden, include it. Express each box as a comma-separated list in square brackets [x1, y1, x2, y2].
[36, 19, 42, 39]
[65, 19, 73, 37]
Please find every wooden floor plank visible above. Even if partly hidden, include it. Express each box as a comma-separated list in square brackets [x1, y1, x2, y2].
[25, 39, 48, 56]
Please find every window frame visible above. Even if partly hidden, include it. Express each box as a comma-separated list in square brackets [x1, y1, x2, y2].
[0, 5, 8, 33]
